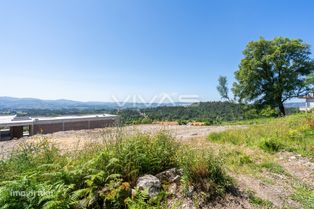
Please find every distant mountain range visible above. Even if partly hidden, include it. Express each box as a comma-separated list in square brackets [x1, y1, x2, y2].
[0, 96, 305, 110]
[0, 97, 191, 110]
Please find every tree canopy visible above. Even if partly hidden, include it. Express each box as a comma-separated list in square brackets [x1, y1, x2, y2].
[233, 37, 314, 115]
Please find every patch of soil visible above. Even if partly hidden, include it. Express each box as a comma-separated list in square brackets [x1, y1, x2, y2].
[165, 180, 252, 209]
[233, 173, 301, 209]
[206, 193, 253, 209]
[167, 193, 252, 209]
[276, 152, 314, 189]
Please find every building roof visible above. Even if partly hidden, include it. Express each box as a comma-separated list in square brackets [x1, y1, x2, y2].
[0, 115, 33, 126]
[0, 114, 117, 127]
[298, 93, 314, 99]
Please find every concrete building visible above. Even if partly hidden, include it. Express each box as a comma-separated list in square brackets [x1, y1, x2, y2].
[0, 114, 118, 140]
[299, 93, 314, 111]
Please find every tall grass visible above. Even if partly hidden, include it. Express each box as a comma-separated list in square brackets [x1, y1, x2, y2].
[208, 113, 314, 157]
[177, 148, 233, 198]
[0, 131, 232, 209]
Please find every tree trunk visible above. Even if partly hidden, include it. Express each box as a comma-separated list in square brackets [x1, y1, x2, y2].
[279, 102, 286, 116]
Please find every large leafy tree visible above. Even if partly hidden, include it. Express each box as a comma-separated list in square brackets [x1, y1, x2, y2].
[233, 37, 314, 116]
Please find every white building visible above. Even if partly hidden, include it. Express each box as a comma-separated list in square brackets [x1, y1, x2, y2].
[299, 94, 314, 111]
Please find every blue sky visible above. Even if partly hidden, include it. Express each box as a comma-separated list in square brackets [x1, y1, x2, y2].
[0, 0, 313, 102]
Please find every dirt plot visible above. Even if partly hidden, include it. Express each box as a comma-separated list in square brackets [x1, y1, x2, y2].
[125, 124, 247, 140]
[0, 124, 246, 159]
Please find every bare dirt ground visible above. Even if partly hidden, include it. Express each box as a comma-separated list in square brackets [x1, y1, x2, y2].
[0, 124, 245, 159]
[234, 172, 301, 208]
[276, 152, 314, 189]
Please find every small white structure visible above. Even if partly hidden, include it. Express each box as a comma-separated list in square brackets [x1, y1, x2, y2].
[299, 94, 314, 111]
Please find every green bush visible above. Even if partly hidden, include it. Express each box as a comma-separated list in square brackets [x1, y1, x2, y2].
[259, 106, 277, 117]
[141, 118, 153, 124]
[259, 137, 283, 153]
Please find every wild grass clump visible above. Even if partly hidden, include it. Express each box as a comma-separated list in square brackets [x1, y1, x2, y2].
[258, 162, 285, 174]
[216, 147, 285, 175]
[259, 137, 284, 153]
[292, 182, 314, 209]
[208, 113, 314, 157]
[177, 148, 233, 199]
[0, 131, 232, 209]
[0, 138, 65, 181]
[246, 190, 273, 208]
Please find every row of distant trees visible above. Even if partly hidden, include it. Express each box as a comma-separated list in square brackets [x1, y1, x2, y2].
[111, 101, 284, 125]
[217, 37, 314, 116]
